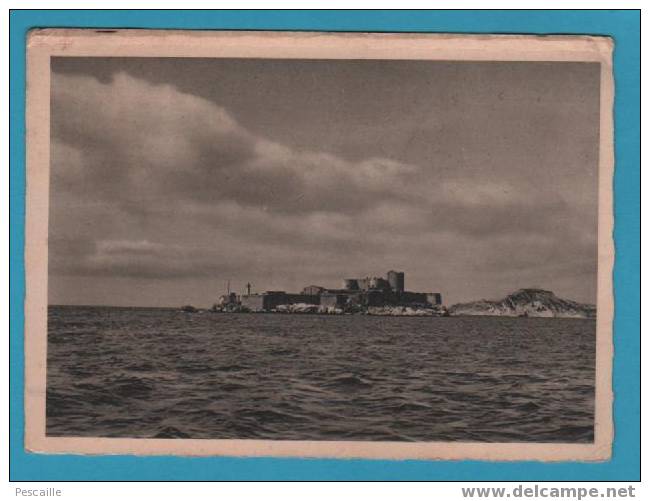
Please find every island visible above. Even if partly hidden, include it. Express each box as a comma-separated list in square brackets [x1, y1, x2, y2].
[448, 288, 596, 319]
[189, 273, 595, 319]
[210, 270, 447, 316]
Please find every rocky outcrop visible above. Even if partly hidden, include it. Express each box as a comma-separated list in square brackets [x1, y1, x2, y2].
[274, 303, 342, 314]
[448, 289, 596, 319]
[213, 302, 448, 316]
[270, 303, 448, 316]
[366, 305, 448, 317]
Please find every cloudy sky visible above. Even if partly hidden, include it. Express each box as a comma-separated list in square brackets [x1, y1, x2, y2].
[49, 57, 600, 307]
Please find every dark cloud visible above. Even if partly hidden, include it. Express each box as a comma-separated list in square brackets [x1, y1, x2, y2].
[51, 72, 423, 216]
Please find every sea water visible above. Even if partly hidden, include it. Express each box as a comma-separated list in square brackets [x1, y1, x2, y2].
[46, 306, 595, 442]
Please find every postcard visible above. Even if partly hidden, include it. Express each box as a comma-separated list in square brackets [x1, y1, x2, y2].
[24, 29, 613, 460]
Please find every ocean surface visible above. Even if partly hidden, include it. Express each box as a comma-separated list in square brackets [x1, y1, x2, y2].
[47, 306, 596, 442]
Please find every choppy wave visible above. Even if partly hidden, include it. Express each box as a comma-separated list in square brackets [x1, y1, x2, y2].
[46, 306, 595, 442]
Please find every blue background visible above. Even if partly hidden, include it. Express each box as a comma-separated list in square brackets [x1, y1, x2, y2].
[9, 10, 640, 481]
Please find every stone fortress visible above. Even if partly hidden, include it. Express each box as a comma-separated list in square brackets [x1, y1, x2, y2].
[217, 271, 442, 313]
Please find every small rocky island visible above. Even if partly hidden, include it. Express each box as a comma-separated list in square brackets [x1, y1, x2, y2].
[448, 288, 596, 319]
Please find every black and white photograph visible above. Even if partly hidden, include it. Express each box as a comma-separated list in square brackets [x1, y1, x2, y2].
[24, 30, 614, 460]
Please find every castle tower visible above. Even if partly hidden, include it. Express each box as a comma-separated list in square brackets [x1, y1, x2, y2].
[387, 270, 405, 293]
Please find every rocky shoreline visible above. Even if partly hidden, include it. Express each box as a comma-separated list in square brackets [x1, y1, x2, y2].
[208, 302, 449, 317]
[185, 288, 595, 319]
